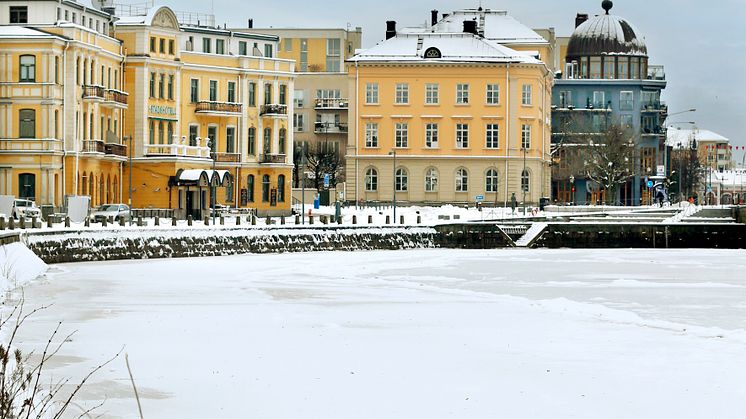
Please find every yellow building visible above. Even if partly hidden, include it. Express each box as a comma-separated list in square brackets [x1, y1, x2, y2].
[346, 10, 553, 206]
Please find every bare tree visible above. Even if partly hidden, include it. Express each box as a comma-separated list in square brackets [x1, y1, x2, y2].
[670, 138, 703, 201]
[295, 143, 344, 190]
[582, 124, 637, 205]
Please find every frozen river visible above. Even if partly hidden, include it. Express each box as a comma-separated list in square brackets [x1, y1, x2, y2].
[14, 249, 746, 418]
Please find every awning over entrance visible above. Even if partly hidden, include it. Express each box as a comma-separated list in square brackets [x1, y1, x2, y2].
[172, 169, 233, 187]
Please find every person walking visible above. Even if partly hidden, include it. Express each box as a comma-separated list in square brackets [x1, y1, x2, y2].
[510, 193, 518, 215]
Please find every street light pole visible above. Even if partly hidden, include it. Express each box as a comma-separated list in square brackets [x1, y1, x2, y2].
[522, 141, 527, 215]
[210, 139, 216, 224]
[389, 150, 396, 222]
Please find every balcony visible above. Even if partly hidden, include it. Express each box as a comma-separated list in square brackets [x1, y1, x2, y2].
[195, 101, 242, 116]
[260, 104, 288, 118]
[647, 65, 666, 81]
[82, 139, 105, 153]
[641, 101, 668, 113]
[0, 138, 62, 153]
[103, 89, 129, 109]
[315, 98, 349, 110]
[82, 85, 105, 101]
[144, 140, 211, 159]
[211, 152, 241, 163]
[105, 143, 128, 157]
[314, 122, 348, 134]
[260, 153, 286, 164]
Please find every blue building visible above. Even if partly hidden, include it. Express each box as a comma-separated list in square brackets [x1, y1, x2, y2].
[551, 1, 667, 205]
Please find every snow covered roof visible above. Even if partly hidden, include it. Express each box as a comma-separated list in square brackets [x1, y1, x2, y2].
[175, 169, 232, 186]
[666, 128, 730, 147]
[403, 9, 548, 45]
[567, 5, 647, 58]
[349, 33, 541, 64]
[114, 5, 179, 29]
[0, 26, 66, 40]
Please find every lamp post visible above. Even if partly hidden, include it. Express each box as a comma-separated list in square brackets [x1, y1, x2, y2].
[210, 138, 216, 224]
[569, 175, 575, 205]
[389, 150, 396, 222]
[127, 134, 133, 224]
[522, 139, 527, 215]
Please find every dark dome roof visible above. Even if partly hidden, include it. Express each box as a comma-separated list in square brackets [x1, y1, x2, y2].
[567, 8, 647, 58]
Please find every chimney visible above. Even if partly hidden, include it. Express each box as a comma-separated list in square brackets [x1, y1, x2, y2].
[386, 21, 397, 40]
[248, 18, 253, 29]
[431, 10, 438, 27]
[463, 20, 477, 35]
[575, 13, 589, 28]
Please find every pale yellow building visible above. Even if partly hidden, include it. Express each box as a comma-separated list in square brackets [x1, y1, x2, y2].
[346, 9, 554, 206]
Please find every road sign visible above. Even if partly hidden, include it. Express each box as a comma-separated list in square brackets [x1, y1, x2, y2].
[647, 180, 654, 188]
[475, 195, 485, 202]
[323, 174, 330, 188]
[656, 165, 665, 176]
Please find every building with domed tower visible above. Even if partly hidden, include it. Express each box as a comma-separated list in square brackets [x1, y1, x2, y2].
[550, 1, 667, 206]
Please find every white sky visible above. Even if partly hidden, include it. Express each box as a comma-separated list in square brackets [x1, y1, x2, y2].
[151, 0, 745, 151]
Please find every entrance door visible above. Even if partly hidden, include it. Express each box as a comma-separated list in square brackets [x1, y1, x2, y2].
[18, 173, 35, 200]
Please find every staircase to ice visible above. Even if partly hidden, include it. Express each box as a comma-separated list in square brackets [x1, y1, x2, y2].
[514, 222, 548, 247]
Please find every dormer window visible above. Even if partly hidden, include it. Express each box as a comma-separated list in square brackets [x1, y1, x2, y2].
[424, 47, 441, 59]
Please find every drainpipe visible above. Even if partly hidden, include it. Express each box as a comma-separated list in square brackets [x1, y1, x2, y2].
[504, 62, 510, 208]
[62, 39, 71, 205]
[354, 60, 359, 208]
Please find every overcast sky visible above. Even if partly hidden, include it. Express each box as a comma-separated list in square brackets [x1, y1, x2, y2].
[159, 0, 744, 150]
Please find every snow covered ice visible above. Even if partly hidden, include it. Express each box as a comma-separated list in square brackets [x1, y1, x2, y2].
[10, 249, 746, 418]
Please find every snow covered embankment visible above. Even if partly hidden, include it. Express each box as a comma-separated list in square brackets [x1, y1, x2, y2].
[0, 241, 48, 293]
[24, 227, 438, 263]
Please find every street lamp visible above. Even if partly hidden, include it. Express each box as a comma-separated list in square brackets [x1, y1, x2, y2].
[522, 138, 527, 215]
[388, 150, 396, 223]
[569, 175, 575, 205]
[209, 138, 216, 224]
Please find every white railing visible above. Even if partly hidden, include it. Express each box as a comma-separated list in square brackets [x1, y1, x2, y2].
[0, 138, 62, 152]
[144, 136, 211, 158]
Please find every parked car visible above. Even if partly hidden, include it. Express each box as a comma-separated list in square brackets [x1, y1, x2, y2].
[12, 199, 42, 220]
[90, 204, 130, 223]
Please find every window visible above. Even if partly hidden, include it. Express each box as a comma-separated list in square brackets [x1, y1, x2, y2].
[167, 122, 174, 144]
[279, 85, 287, 105]
[65, 10, 69, 21]
[216, 39, 225, 55]
[158, 74, 165, 99]
[262, 175, 270, 202]
[486, 169, 499, 193]
[486, 84, 500, 105]
[150, 37, 156, 53]
[395, 123, 408, 148]
[207, 126, 217, 151]
[620, 91, 634, 111]
[169, 39, 175, 55]
[456, 84, 469, 104]
[248, 82, 256, 106]
[226, 127, 235, 153]
[521, 124, 531, 149]
[425, 123, 438, 148]
[590, 57, 602, 79]
[455, 168, 468, 192]
[72, 12, 76, 24]
[326, 38, 340, 72]
[190, 79, 199, 103]
[19, 55, 35, 82]
[284, 38, 292, 52]
[168, 75, 174, 100]
[425, 168, 438, 192]
[395, 168, 408, 192]
[278, 128, 286, 154]
[395, 83, 409, 104]
[203, 38, 211, 53]
[247, 175, 255, 202]
[263, 128, 271, 154]
[294, 114, 305, 132]
[456, 124, 469, 148]
[365, 123, 378, 147]
[149, 120, 154, 144]
[365, 168, 378, 191]
[521, 170, 530, 193]
[264, 83, 272, 105]
[158, 121, 164, 144]
[294, 90, 304, 108]
[227, 81, 236, 103]
[618, 58, 629, 79]
[209, 80, 217, 102]
[278, 175, 286, 202]
[19, 109, 35, 138]
[159, 38, 165, 54]
[486, 123, 499, 149]
[365, 83, 379, 104]
[300, 39, 308, 71]
[559, 91, 572, 108]
[603, 57, 615, 79]
[425, 84, 439, 104]
[521, 84, 532, 106]
[620, 114, 633, 128]
[239, 41, 247, 56]
[189, 125, 198, 146]
[149, 72, 156, 97]
[57, 7, 61, 21]
[248, 127, 256, 155]
[264, 44, 273, 58]
[593, 91, 606, 109]
[630, 58, 640, 80]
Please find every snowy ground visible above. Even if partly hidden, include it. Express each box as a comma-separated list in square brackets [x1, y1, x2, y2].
[10, 249, 746, 419]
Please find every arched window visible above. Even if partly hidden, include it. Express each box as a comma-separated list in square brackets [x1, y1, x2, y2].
[226, 178, 234, 202]
[149, 120, 155, 144]
[521, 169, 530, 193]
[248, 127, 256, 155]
[278, 128, 287, 155]
[263, 128, 271, 154]
[395, 167, 408, 192]
[262, 174, 270, 202]
[158, 121, 164, 144]
[19, 109, 36, 138]
[424, 47, 441, 59]
[113, 176, 118, 202]
[365, 167, 378, 192]
[485, 168, 499, 193]
[167, 122, 174, 144]
[19, 55, 36, 82]
[98, 175, 104, 204]
[425, 167, 438, 192]
[278, 174, 286, 202]
[247, 174, 255, 202]
[455, 168, 468, 192]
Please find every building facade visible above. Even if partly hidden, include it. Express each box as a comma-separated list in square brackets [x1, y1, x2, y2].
[551, 1, 667, 206]
[346, 9, 553, 206]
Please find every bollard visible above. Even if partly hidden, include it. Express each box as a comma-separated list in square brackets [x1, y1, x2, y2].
[322, 215, 328, 225]
[204, 216, 210, 226]
[102, 217, 107, 227]
[385, 215, 390, 224]
[337, 216, 342, 225]
[137, 217, 143, 227]
[0, 217, 5, 230]
[400, 215, 404, 225]
[236, 216, 241, 226]
[280, 216, 285, 225]
[154, 216, 160, 226]
[20, 217, 26, 229]
[65, 217, 70, 228]
[368, 215, 373, 224]
[108, 216, 114, 225]
[352, 215, 357, 225]
[84, 217, 90, 228]
[417, 215, 421, 224]
[9, 218, 15, 230]
[31, 216, 37, 229]
[120, 216, 126, 227]
[265, 216, 271, 225]
[47, 217, 53, 228]
[220, 216, 225, 226]
[251, 216, 257, 226]
[172, 217, 177, 227]
[187, 215, 193, 226]
[309, 215, 314, 225]
[295, 215, 300, 225]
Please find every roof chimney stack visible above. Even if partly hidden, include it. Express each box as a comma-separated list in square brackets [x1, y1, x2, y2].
[575, 14, 589, 28]
[386, 21, 397, 40]
[431, 10, 438, 27]
[248, 18, 253, 29]
[463, 20, 478, 35]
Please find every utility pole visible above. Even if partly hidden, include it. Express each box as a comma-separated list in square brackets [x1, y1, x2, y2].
[522, 140, 527, 215]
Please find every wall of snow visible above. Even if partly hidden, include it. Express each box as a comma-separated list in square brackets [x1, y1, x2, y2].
[0, 235, 48, 292]
[23, 227, 439, 263]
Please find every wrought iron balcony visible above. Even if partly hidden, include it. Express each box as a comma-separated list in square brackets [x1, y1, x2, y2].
[211, 152, 241, 163]
[104, 89, 129, 108]
[195, 101, 242, 115]
[314, 122, 348, 134]
[260, 104, 288, 117]
[82, 85, 105, 100]
[260, 153, 286, 164]
[315, 98, 349, 109]
[105, 143, 127, 157]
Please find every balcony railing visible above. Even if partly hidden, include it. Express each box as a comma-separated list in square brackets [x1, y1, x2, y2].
[0, 138, 62, 152]
[260, 104, 288, 116]
[211, 152, 241, 163]
[195, 101, 242, 115]
[314, 122, 348, 134]
[641, 101, 667, 112]
[647, 65, 666, 81]
[260, 153, 286, 164]
[82, 85, 105, 100]
[82, 139, 105, 153]
[315, 98, 349, 109]
[145, 141, 211, 159]
[104, 89, 129, 106]
[105, 143, 128, 157]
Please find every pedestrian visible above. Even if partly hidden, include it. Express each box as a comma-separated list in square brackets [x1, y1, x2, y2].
[656, 189, 665, 207]
[510, 193, 517, 215]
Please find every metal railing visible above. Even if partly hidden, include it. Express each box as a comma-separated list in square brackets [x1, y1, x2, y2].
[82, 139, 105, 153]
[647, 65, 666, 80]
[82, 85, 105, 100]
[105, 143, 127, 157]
[314, 122, 348, 134]
[641, 101, 667, 112]
[260, 154, 286, 164]
[105, 89, 128, 106]
[211, 152, 241, 163]
[260, 104, 288, 116]
[315, 98, 349, 109]
[195, 101, 242, 114]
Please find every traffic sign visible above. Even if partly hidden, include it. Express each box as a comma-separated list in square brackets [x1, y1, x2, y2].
[323, 174, 330, 188]
[647, 180, 654, 188]
[475, 195, 485, 202]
